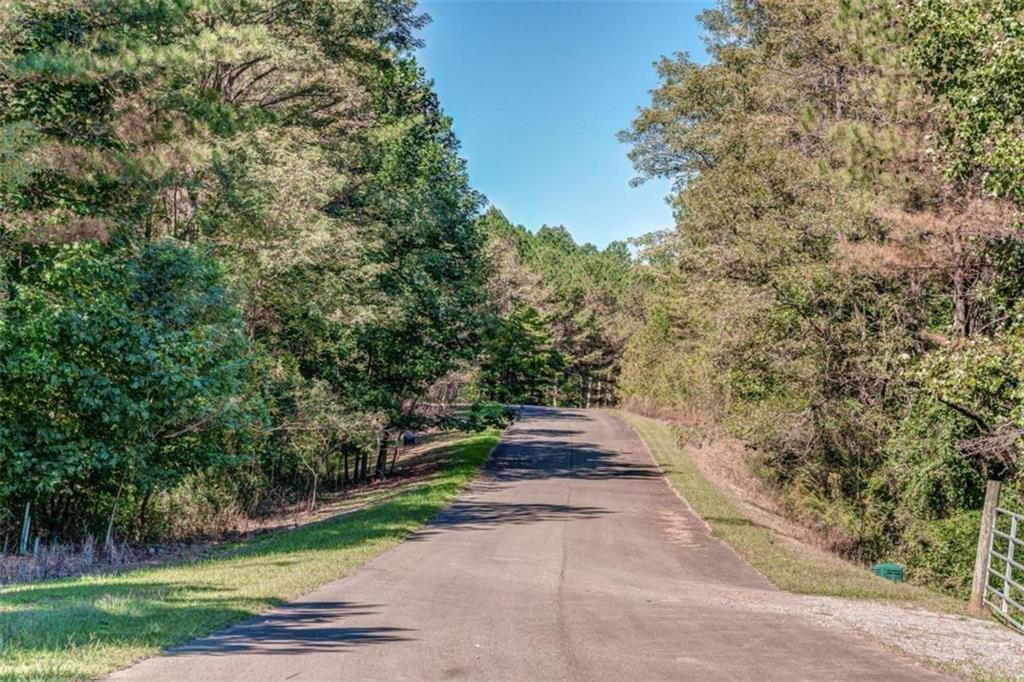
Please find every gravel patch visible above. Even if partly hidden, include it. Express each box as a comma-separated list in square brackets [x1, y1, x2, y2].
[718, 588, 1024, 680]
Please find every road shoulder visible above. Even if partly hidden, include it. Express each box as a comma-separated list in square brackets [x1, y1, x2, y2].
[621, 411, 1024, 682]
[0, 431, 501, 682]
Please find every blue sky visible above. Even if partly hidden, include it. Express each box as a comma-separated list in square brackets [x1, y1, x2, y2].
[418, 0, 712, 248]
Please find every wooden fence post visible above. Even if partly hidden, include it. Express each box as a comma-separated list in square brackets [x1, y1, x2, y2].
[970, 479, 1002, 616]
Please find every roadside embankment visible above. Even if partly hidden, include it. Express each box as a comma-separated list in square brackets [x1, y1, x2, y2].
[623, 412, 1024, 681]
[0, 430, 500, 682]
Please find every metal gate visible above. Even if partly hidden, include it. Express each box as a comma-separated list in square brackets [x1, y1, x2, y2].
[984, 507, 1024, 633]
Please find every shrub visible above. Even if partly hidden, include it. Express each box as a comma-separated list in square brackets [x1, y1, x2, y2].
[0, 241, 263, 540]
[900, 510, 981, 597]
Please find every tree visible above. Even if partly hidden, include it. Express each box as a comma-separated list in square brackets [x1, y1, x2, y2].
[908, 0, 1024, 477]
[0, 241, 260, 536]
[0, 0, 492, 539]
[477, 306, 564, 405]
[617, 0, 1024, 585]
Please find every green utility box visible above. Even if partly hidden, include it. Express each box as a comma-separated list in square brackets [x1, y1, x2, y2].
[872, 562, 904, 582]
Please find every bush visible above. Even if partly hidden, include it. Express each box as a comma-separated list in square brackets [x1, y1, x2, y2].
[899, 510, 981, 597]
[0, 241, 263, 540]
[442, 401, 518, 432]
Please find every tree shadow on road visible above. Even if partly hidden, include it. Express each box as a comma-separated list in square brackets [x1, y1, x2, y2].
[170, 600, 412, 656]
[408, 500, 609, 538]
[486, 439, 663, 482]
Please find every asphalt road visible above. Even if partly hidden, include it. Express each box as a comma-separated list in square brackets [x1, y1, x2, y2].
[111, 407, 948, 681]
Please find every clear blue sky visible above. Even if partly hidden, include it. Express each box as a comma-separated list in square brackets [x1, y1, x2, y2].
[418, 1, 713, 248]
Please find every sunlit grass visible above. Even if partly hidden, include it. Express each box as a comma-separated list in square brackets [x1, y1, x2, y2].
[0, 430, 500, 682]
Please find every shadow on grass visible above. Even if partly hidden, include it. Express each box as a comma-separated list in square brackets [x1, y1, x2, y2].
[0, 434, 500, 679]
[703, 516, 760, 529]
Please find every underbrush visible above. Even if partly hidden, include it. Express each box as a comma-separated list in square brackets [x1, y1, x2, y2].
[0, 432, 478, 587]
[624, 391, 1024, 603]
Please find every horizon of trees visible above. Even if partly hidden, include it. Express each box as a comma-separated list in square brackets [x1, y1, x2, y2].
[472, 207, 643, 409]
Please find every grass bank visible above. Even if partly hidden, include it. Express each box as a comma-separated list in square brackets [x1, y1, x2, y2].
[0, 430, 500, 682]
[622, 413, 964, 612]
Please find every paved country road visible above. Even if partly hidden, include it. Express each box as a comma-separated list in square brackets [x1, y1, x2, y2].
[111, 407, 949, 681]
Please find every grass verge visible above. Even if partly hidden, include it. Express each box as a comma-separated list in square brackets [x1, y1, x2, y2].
[622, 412, 965, 612]
[0, 430, 500, 682]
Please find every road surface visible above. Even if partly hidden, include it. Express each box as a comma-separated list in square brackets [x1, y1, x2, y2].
[111, 407, 947, 681]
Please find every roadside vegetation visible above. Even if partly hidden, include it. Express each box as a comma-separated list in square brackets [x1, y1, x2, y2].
[613, 0, 1024, 599]
[0, 0, 508, 556]
[625, 413, 965, 612]
[0, 430, 499, 682]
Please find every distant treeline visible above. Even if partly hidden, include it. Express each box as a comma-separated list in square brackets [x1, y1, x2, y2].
[472, 209, 644, 409]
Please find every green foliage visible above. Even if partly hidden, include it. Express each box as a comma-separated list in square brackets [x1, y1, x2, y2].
[618, 0, 1024, 596]
[0, 1, 491, 543]
[0, 241, 261, 535]
[475, 208, 643, 407]
[914, 328, 1024, 479]
[909, 0, 1024, 202]
[618, 306, 718, 413]
[881, 398, 983, 522]
[477, 306, 565, 405]
[900, 511, 981, 597]
[440, 401, 518, 432]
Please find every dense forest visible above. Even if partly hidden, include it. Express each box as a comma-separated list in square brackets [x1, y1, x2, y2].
[617, 0, 1024, 595]
[474, 208, 643, 409]
[0, 0, 500, 545]
[1, 0, 1023, 600]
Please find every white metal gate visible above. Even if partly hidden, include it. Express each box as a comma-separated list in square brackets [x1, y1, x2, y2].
[984, 507, 1024, 633]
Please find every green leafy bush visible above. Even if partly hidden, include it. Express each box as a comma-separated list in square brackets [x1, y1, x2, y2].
[0, 241, 263, 538]
[441, 401, 518, 432]
[900, 511, 981, 598]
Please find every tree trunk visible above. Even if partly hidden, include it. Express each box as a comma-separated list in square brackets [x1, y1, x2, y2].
[137, 489, 153, 542]
[342, 449, 349, 490]
[19, 502, 30, 555]
[952, 226, 970, 339]
[375, 432, 390, 480]
[105, 480, 124, 554]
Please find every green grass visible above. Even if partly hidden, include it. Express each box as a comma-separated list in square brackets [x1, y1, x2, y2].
[0, 430, 500, 682]
[622, 413, 966, 612]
